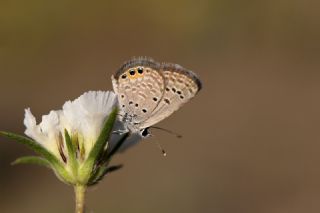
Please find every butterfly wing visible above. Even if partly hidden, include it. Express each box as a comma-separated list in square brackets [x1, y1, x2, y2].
[112, 57, 165, 125]
[139, 63, 202, 129]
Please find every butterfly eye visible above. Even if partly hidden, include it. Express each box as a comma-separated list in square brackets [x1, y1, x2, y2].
[137, 67, 143, 74]
[141, 128, 150, 137]
[129, 69, 135, 75]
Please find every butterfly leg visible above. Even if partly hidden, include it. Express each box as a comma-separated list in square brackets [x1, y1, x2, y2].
[112, 129, 129, 135]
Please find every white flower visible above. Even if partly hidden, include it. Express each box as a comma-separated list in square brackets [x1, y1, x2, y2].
[23, 91, 137, 162]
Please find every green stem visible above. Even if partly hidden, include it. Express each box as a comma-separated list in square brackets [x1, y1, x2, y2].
[74, 185, 86, 213]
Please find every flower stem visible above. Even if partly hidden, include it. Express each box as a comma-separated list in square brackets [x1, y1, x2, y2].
[74, 185, 86, 213]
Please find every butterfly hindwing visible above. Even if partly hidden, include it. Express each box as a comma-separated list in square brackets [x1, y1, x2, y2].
[139, 63, 201, 129]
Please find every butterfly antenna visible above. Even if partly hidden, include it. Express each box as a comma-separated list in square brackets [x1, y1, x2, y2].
[150, 126, 182, 138]
[154, 139, 167, 157]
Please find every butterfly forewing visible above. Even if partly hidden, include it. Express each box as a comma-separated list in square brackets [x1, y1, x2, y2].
[112, 57, 165, 124]
[139, 63, 201, 129]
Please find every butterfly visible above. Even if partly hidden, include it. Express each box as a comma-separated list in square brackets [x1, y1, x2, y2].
[112, 57, 202, 137]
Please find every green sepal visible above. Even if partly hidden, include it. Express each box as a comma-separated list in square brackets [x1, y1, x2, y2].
[0, 131, 61, 166]
[0, 131, 73, 184]
[12, 156, 51, 168]
[64, 129, 78, 175]
[99, 132, 129, 165]
[79, 108, 118, 183]
[88, 164, 123, 186]
[88, 132, 129, 185]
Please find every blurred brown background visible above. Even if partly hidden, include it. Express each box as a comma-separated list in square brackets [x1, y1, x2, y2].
[0, 0, 320, 212]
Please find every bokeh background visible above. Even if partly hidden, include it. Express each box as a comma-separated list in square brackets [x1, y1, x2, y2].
[1, 0, 320, 212]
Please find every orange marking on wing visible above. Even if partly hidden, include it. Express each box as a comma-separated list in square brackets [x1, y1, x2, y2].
[127, 68, 144, 80]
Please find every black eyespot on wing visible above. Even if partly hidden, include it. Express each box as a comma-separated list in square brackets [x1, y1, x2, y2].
[137, 67, 143, 74]
[153, 97, 158, 101]
[142, 109, 147, 113]
[135, 103, 139, 107]
[121, 74, 127, 79]
[129, 70, 135, 75]
[115, 56, 160, 79]
[164, 99, 170, 104]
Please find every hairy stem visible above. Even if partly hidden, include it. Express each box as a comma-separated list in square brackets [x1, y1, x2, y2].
[74, 185, 86, 213]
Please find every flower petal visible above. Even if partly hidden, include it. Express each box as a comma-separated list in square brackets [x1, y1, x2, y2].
[24, 108, 36, 129]
[62, 91, 118, 156]
[24, 108, 44, 144]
